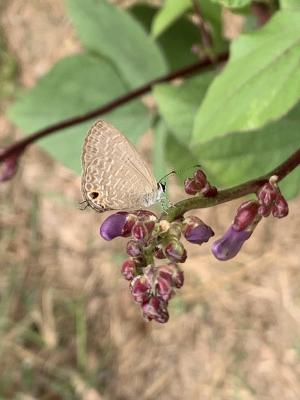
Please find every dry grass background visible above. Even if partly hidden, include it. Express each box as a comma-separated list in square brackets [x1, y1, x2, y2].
[1, 1, 300, 399]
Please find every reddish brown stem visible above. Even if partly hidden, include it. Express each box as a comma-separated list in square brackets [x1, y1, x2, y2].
[0, 52, 228, 163]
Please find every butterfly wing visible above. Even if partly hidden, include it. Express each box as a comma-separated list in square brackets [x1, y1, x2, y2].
[81, 120, 157, 212]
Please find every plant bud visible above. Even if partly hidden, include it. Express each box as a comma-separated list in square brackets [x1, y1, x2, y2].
[183, 216, 214, 245]
[184, 177, 199, 195]
[194, 169, 207, 188]
[158, 263, 184, 289]
[121, 259, 136, 281]
[154, 246, 166, 259]
[165, 240, 187, 263]
[126, 240, 141, 257]
[130, 275, 152, 304]
[233, 200, 260, 231]
[142, 296, 169, 323]
[0, 150, 20, 182]
[272, 194, 289, 218]
[132, 221, 149, 242]
[202, 183, 218, 197]
[169, 221, 182, 240]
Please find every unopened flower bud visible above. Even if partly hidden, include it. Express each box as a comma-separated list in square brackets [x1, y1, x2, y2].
[0, 149, 20, 182]
[233, 200, 260, 231]
[194, 169, 207, 188]
[169, 221, 182, 240]
[202, 183, 218, 197]
[121, 259, 136, 281]
[100, 212, 131, 241]
[154, 246, 166, 259]
[130, 275, 152, 304]
[142, 296, 169, 323]
[158, 263, 184, 289]
[183, 216, 214, 245]
[211, 225, 252, 261]
[126, 240, 141, 257]
[132, 221, 149, 242]
[184, 177, 199, 195]
[272, 194, 289, 218]
[165, 240, 187, 263]
[133, 210, 157, 219]
[257, 181, 278, 207]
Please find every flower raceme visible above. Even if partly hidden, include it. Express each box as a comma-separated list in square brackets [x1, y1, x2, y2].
[99, 170, 290, 323]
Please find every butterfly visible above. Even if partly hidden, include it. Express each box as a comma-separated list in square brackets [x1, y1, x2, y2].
[81, 120, 165, 213]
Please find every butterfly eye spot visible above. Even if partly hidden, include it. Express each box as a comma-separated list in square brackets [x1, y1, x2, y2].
[89, 191, 99, 200]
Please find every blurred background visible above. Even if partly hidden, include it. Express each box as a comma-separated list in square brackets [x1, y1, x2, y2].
[1, 0, 300, 399]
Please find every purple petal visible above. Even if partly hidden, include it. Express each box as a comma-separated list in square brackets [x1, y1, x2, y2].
[100, 212, 128, 241]
[0, 152, 19, 182]
[185, 224, 214, 245]
[211, 225, 252, 261]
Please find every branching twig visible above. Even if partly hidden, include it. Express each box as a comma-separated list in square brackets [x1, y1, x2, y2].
[0, 52, 229, 164]
[163, 148, 300, 221]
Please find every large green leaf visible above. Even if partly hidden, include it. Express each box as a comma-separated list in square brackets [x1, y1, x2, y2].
[151, 0, 190, 38]
[153, 72, 216, 142]
[195, 105, 300, 199]
[280, 0, 300, 10]
[8, 54, 151, 174]
[211, 0, 250, 8]
[193, 10, 300, 143]
[65, 0, 167, 88]
[129, 4, 199, 71]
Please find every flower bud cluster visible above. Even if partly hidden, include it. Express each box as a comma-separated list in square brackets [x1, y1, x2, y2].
[212, 176, 289, 261]
[184, 168, 217, 197]
[100, 208, 214, 323]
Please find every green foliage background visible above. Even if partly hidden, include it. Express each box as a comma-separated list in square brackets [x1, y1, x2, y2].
[8, 0, 300, 199]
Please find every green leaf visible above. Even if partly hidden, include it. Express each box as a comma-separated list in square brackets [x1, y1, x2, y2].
[193, 10, 300, 143]
[210, 0, 250, 8]
[153, 72, 216, 142]
[194, 105, 300, 199]
[8, 54, 151, 174]
[66, 0, 167, 88]
[153, 119, 168, 181]
[151, 0, 191, 38]
[280, 0, 300, 10]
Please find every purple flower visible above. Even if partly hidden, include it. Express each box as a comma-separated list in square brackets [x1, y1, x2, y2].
[211, 225, 252, 261]
[100, 212, 130, 241]
[183, 216, 214, 245]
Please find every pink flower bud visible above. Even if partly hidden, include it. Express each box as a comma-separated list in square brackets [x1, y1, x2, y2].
[158, 263, 184, 289]
[165, 240, 187, 263]
[154, 246, 166, 259]
[142, 296, 169, 323]
[130, 275, 152, 304]
[194, 169, 207, 188]
[202, 183, 218, 197]
[132, 221, 149, 242]
[184, 178, 199, 195]
[233, 200, 260, 231]
[272, 194, 289, 218]
[257, 182, 277, 207]
[0, 149, 20, 182]
[121, 259, 136, 281]
[126, 240, 141, 257]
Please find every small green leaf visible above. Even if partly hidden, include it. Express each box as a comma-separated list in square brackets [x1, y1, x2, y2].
[153, 72, 216, 142]
[210, 0, 250, 8]
[151, 0, 191, 38]
[280, 0, 300, 10]
[193, 10, 300, 143]
[66, 0, 167, 88]
[8, 54, 151, 174]
[194, 105, 300, 199]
